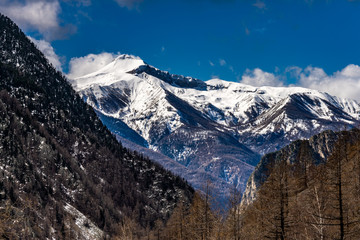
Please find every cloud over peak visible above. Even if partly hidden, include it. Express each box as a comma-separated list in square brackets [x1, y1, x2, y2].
[298, 65, 360, 100]
[67, 52, 119, 79]
[240, 68, 283, 87]
[239, 64, 360, 101]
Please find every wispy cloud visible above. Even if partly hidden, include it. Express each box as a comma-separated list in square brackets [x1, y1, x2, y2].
[209, 61, 215, 67]
[28, 36, 63, 71]
[219, 58, 227, 66]
[252, 0, 266, 10]
[67, 52, 119, 79]
[297, 65, 360, 100]
[64, 0, 92, 7]
[285, 66, 302, 79]
[245, 26, 250, 35]
[113, 0, 247, 9]
[240, 68, 283, 87]
[0, 0, 77, 40]
[254, 27, 266, 34]
[113, 0, 143, 9]
[239, 65, 360, 100]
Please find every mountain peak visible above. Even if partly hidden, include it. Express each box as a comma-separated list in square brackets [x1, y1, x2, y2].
[103, 53, 146, 73]
[71, 52, 207, 91]
[115, 53, 142, 61]
[70, 54, 146, 90]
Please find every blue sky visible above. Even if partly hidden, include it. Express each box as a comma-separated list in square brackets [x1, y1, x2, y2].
[2, 0, 360, 99]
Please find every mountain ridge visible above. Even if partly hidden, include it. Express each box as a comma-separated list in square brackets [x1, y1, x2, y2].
[71, 53, 360, 196]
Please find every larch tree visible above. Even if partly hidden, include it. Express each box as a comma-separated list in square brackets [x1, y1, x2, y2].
[225, 184, 242, 240]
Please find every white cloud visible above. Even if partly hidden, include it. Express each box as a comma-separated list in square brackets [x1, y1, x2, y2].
[298, 65, 360, 100]
[209, 61, 215, 67]
[238, 65, 360, 100]
[285, 66, 302, 77]
[240, 68, 283, 87]
[62, 0, 92, 7]
[0, 0, 76, 40]
[67, 52, 118, 79]
[219, 59, 227, 66]
[239, 65, 360, 100]
[253, 0, 266, 9]
[114, 0, 143, 9]
[28, 36, 63, 71]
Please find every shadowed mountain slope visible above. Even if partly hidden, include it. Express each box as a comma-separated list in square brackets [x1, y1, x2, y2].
[0, 13, 193, 239]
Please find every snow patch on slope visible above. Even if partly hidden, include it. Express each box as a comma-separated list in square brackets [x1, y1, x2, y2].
[64, 203, 103, 239]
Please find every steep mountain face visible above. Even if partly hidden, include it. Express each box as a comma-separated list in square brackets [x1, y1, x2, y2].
[71, 54, 360, 195]
[237, 92, 360, 154]
[0, 13, 193, 239]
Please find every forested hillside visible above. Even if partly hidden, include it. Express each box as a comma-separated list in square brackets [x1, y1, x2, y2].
[155, 128, 360, 239]
[240, 128, 360, 239]
[0, 13, 193, 239]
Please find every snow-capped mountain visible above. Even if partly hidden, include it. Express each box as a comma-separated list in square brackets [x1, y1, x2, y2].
[70, 54, 360, 195]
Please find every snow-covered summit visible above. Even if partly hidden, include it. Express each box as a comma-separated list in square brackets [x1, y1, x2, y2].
[71, 54, 146, 90]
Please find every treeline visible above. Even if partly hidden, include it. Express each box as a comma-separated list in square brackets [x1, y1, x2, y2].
[115, 181, 242, 240]
[120, 128, 360, 240]
[240, 129, 360, 239]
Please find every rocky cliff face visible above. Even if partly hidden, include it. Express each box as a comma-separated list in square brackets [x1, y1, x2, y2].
[240, 129, 359, 208]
